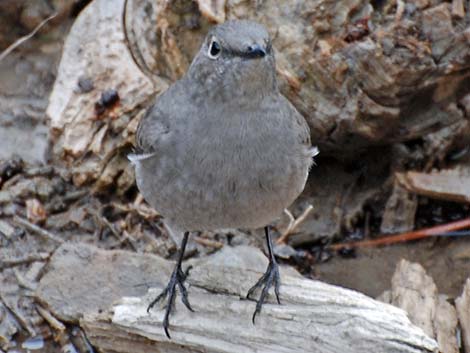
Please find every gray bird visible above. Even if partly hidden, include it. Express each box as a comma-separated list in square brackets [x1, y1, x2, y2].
[129, 19, 317, 338]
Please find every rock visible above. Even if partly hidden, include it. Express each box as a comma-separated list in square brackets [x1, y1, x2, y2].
[19, 1, 53, 31]
[421, 4, 454, 59]
[0, 302, 19, 351]
[35, 243, 173, 322]
[26, 198, 47, 224]
[380, 182, 417, 234]
[455, 279, 470, 353]
[384, 260, 460, 353]
[390, 260, 437, 338]
[451, 0, 465, 19]
[434, 295, 459, 353]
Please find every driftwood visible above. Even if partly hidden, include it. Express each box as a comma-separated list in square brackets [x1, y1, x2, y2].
[456, 279, 470, 353]
[379, 259, 462, 353]
[397, 165, 470, 204]
[36, 243, 437, 353]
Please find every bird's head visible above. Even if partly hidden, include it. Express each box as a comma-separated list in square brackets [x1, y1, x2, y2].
[187, 20, 277, 101]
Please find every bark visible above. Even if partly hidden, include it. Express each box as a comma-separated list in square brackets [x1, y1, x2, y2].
[379, 259, 460, 353]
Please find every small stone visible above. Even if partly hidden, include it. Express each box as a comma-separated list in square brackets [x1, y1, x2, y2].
[100, 89, 119, 107]
[26, 199, 47, 223]
[77, 77, 94, 93]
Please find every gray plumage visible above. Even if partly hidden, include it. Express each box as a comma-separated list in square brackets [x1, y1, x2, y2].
[131, 20, 316, 234]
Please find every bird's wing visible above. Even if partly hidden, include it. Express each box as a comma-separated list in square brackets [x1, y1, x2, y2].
[295, 109, 312, 147]
[296, 111, 319, 158]
[282, 96, 319, 158]
[133, 82, 181, 160]
[129, 104, 166, 164]
[135, 103, 169, 154]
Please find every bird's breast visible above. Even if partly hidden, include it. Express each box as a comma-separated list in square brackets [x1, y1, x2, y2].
[136, 102, 311, 230]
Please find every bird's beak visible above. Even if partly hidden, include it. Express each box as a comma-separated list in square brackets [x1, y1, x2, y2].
[246, 44, 266, 59]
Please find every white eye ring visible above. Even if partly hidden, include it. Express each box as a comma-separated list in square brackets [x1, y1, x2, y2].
[207, 38, 222, 59]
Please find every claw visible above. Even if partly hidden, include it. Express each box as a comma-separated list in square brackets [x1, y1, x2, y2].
[178, 278, 194, 312]
[147, 265, 193, 338]
[247, 260, 281, 324]
[147, 287, 169, 313]
[147, 232, 192, 339]
[246, 269, 269, 300]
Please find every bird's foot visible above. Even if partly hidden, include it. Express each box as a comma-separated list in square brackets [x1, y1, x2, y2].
[147, 265, 193, 338]
[246, 259, 281, 324]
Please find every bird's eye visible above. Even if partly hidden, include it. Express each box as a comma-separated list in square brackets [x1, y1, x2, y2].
[208, 39, 221, 59]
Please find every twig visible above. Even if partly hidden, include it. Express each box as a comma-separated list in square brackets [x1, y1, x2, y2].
[2, 173, 22, 189]
[24, 166, 54, 177]
[330, 218, 470, 250]
[0, 13, 58, 62]
[279, 209, 295, 238]
[107, 237, 132, 250]
[92, 208, 139, 251]
[0, 253, 50, 270]
[98, 215, 121, 240]
[62, 189, 89, 203]
[134, 193, 144, 206]
[13, 215, 64, 244]
[193, 236, 224, 249]
[73, 327, 97, 353]
[0, 292, 36, 336]
[276, 205, 314, 244]
[13, 268, 37, 291]
[36, 305, 66, 332]
[136, 223, 161, 250]
[122, 230, 138, 251]
[111, 202, 160, 219]
[395, 0, 405, 22]
[96, 216, 137, 251]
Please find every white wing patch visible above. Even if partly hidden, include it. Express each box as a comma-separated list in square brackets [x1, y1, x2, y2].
[310, 146, 319, 158]
[127, 152, 156, 165]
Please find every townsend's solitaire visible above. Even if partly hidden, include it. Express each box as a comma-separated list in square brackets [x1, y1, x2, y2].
[129, 20, 318, 338]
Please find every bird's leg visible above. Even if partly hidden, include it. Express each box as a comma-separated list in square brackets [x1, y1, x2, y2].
[147, 231, 193, 339]
[246, 226, 281, 323]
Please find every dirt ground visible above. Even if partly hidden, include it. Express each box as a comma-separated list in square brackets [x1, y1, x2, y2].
[316, 238, 470, 298]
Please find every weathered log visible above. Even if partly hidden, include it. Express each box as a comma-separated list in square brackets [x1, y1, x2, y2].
[36, 243, 437, 353]
[396, 165, 470, 204]
[456, 279, 470, 353]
